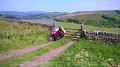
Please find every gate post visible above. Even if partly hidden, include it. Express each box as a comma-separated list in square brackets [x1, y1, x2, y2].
[80, 23, 84, 38]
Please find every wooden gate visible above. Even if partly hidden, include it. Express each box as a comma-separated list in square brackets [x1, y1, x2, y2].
[65, 28, 80, 41]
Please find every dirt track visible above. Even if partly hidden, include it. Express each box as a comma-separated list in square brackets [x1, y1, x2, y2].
[0, 42, 53, 60]
[20, 41, 74, 67]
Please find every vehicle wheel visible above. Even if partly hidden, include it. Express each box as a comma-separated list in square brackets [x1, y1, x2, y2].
[49, 36, 55, 41]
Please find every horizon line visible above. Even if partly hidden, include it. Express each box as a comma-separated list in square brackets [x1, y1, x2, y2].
[0, 9, 119, 13]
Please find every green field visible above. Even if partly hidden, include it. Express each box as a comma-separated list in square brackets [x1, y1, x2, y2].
[47, 39, 120, 67]
[35, 21, 120, 33]
[0, 19, 120, 67]
[72, 14, 103, 21]
[0, 20, 49, 53]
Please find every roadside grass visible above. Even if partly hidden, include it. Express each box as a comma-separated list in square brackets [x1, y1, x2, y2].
[47, 39, 120, 67]
[0, 38, 70, 67]
[0, 20, 49, 53]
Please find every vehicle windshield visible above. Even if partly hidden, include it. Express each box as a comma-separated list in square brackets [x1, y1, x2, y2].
[52, 26, 59, 31]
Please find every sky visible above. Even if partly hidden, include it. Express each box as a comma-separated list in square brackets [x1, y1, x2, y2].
[0, 0, 120, 12]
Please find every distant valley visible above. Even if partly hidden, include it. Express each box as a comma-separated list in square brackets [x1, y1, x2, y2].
[0, 10, 120, 28]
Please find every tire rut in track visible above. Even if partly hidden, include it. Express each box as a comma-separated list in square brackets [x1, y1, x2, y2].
[20, 41, 74, 67]
[0, 42, 53, 60]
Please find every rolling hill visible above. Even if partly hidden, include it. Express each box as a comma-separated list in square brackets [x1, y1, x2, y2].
[56, 10, 118, 19]
[0, 11, 68, 20]
[55, 10, 120, 28]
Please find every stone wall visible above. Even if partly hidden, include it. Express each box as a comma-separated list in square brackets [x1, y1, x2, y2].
[84, 31, 120, 45]
[6, 19, 52, 29]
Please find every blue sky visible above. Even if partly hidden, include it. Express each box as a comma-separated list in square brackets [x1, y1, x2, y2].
[0, 0, 120, 12]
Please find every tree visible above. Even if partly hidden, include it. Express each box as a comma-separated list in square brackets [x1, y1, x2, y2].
[0, 14, 2, 16]
[67, 18, 80, 24]
[116, 10, 120, 14]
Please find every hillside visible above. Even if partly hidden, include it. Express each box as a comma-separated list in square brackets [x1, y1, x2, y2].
[23, 12, 68, 20]
[0, 11, 46, 17]
[0, 11, 68, 20]
[56, 10, 120, 28]
[56, 10, 118, 19]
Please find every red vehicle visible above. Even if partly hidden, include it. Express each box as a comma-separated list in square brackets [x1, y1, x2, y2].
[49, 25, 65, 41]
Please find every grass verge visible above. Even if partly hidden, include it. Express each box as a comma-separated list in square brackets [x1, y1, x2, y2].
[47, 39, 120, 67]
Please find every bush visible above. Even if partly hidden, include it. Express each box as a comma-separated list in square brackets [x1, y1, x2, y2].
[67, 18, 80, 24]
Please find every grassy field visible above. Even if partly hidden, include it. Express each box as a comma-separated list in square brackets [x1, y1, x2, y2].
[0, 38, 70, 67]
[0, 19, 49, 53]
[47, 39, 120, 67]
[36, 21, 120, 33]
[0, 19, 120, 67]
[0, 19, 71, 67]
[72, 14, 103, 21]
